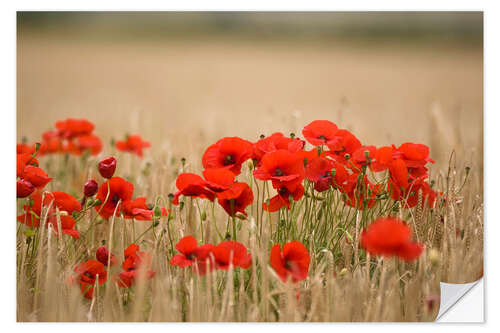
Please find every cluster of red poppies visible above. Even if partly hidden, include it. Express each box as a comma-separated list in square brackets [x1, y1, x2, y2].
[173, 120, 437, 214]
[17, 118, 103, 157]
[16, 148, 52, 198]
[89, 157, 169, 220]
[16, 118, 431, 302]
[69, 244, 155, 299]
[170, 235, 310, 284]
[115, 134, 151, 157]
[18, 118, 151, 158]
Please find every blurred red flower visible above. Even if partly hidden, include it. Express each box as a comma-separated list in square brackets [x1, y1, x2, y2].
[117, 244, 155, 288]
[270, 241, 310, 283]
[71, 259, 107, 299]
[212, 241, 252, 270]
[360, 217, 424, 262]
[55, 118, 95, 139]
[116, 134, 151, 157]
[96, 246, 117, 267]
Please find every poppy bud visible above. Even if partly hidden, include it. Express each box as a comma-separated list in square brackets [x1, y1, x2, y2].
[153, 206, 162, 218]
[98, 157, 117, 179]
[83, 179, 98, 197]
[428, 249, 440, 266]
[200, 210, 207, 221]
[168, 193, 174, 202]
[17, 179, 35, 198]
[96, 245, 117, 266]
[181, 157, 186, 167]
[339, 268, 348, 277]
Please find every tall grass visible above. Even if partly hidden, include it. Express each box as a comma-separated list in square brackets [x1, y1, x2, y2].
[16, 136, 482, 322]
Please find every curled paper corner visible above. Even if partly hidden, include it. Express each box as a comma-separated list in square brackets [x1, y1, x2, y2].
[436, 278, 484, 322]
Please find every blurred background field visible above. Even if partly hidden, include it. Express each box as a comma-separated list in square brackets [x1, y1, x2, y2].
[17, 12, 483, 173]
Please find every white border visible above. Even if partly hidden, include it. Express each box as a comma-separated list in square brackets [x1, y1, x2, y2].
[3, 1, 498, 331]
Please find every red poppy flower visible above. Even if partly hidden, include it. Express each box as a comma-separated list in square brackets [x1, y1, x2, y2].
[48, 191, 82, 213]
[170, 236, 215, 275]
[51, 215, 80, 239]
[202, 168, 235, 192]
[172, 173, 216, 205]
[116, 134, 151, 157]
[202, 137, 253, 175]
[350, 145, 376, 170]
[98, 157, 117, 179]
[95, 177, 134, 218]
[270, 241, 310, 283]
[305, 156, 349, 192]
[21, 165, 52, 189]
[389, 177, 437, 209]
[17, 191, 81, 237]
[38, 130, 63, 155]
[121, 197, 169, 221]
[371, 146, 395, 172]
[340, 174, 382, 210]
[117, 244, 155, 288]
[263, 184, 305, 212]
[73, 134, 103, 156]
[216, 182, 254, 217]
[302, 120, 339, 146]
[72, 259, 107, 299]
[253, 149, 305, 192]
[96, 246, 117, 267]
[55, 118, 95, 139]
[17, 143, 35, 155]
[17, 179, 35, 198]
[17, 153, 39, 177]
[212, 241, 252, 270]
[360, 217, 424, 262]
[253, 132, 305, 163]
[325, 129, 362, 156]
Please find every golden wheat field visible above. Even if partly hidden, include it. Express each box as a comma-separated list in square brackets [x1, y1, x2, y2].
[16, 15, 483, 322]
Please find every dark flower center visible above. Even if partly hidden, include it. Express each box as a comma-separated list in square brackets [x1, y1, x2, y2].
[279, 187, 290, 196]
[84, 271, 94, 279]
[274, 168, 284, 176]
[224, 155, 235, 166]
[111, 194, 120, 204]
[318, 135, 327, 141]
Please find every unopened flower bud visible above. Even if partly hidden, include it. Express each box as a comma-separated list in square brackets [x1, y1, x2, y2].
[428, 249, 440, 266]
[83, 179, 98, 197]
[17, 179, 35, 198]
[98, 157, 117, 179]
[339, 268, 348, 277]
[154, 206, 162, 218]
[96, 245, 117, 266]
